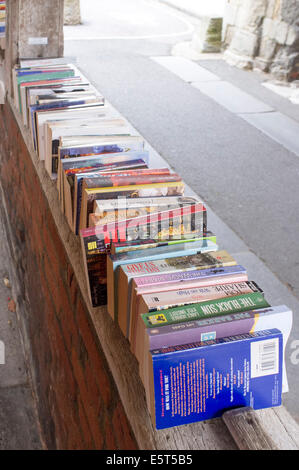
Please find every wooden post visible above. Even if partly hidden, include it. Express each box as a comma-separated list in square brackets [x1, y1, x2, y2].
[4, 0, 64, 98]
[222, 407, 299, 450]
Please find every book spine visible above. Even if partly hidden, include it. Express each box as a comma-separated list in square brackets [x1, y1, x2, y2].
[147, 309, 282, 351]
[84, 169, 173, 187]
[123, 250, 235, 276]
[145, 281, 263, 311]
[92, 203, 205, 237]
[142, 292, 270, 328]
[82, 235, 108, 307]
[84, 173, 181, 189]
[133, 265, 247, 287]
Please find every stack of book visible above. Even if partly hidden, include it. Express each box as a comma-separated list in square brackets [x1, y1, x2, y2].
[13, 58, 293, 430]
[0, 1, 5, 40]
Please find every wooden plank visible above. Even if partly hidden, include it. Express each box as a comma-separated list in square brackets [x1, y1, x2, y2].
[223, 407, 299, 450]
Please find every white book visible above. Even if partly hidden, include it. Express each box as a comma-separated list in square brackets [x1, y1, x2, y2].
[35, 104, 112, 160]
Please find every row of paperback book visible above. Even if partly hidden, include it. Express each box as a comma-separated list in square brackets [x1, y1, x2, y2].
[12, 57, 293, 430]
[0, 1, 5, 39]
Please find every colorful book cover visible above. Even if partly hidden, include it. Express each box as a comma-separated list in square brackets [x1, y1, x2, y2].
[92, 196, 201, 226]
[111, 230, 215, 254]
[82, 169, 176, 189]
[114, 250, 237, 330]
[30, 99, 88, 150]
[80, 181, 185, 232]
[142, 292, 270, 328]
[88, 203, 207, 245]
[141, 281, 262, 313]
[61, 150, 149, 171]
[150, 329, 283, 429]
[58, 138, 144, 159]
[131, 281, 263, 352]
[111, 240, 218, 336]
[76, 170, 178, 235]
[17, 69, 75, 114]
[65, 158, 147, 177]
[122, 250, 236, 278]
[80, 232, 107, 308]
[132, 264, 246, 288]
[67, 160, 149, 221]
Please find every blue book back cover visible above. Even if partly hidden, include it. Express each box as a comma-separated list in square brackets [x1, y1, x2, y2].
[151, 329, 283, 429]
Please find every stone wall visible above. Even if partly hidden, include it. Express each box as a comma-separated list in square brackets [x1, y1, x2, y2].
[223, 0, 299, 81]
[64, 0, 81, 26]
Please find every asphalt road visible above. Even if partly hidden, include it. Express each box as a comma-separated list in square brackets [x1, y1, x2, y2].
[64, 0, 299, 419]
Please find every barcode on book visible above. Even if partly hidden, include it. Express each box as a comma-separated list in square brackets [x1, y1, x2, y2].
[250, 338, 279, 378]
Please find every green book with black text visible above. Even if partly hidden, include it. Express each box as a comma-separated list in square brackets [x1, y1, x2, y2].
[141, 292, 269, 328]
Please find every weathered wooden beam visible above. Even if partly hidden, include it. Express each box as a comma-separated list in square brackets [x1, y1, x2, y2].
[222, 406, 299, 450]
[18, 0, 64, 59]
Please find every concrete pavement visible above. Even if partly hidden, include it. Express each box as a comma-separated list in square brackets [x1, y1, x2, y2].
[0, 215, 42, 449]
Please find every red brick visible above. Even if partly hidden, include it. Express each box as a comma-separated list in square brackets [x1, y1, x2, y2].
[77, 398, 96, 450]
[104, 417, 117, 450]
[75, 298, 112, 407]
[70, 346, 104, 449]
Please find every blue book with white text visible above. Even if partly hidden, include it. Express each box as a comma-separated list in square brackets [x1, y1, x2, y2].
[150, 329, 283, 429]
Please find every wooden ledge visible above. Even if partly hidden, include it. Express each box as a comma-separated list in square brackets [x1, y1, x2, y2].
[7, 95, 299, 450]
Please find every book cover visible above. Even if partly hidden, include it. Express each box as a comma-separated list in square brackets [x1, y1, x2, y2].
[131, 281, 263, 350]
[140, 305, 292, 393]
[94, 196, 199, 216]
[110, 226, 213, 254]
[61, 150, 149, 172]
[91, 196, 201, 227]
[88, 202, 207, 245]
[149, 329, 283, 429]
[142, 281, 262, 312]
[110, 240, 219, 334]
[132, 264, 246, 288]
[80, 231, 108, 308]
[65, 160, 149, 229]
[79, 181, 185, 232]
[72, 157, 151, 234]
[17, 69, 76, 115]
[142, 292, 270, 328]
[115, 250, 237, 331]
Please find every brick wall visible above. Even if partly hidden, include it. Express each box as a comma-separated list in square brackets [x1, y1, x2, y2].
[0, 101, 138, 450]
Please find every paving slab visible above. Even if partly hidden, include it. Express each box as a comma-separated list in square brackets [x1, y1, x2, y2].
[241, 111, 299, 158]
[0, 209, 42, 448]
[192, 80, 274, 114]
[152, 56, 220, 82]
